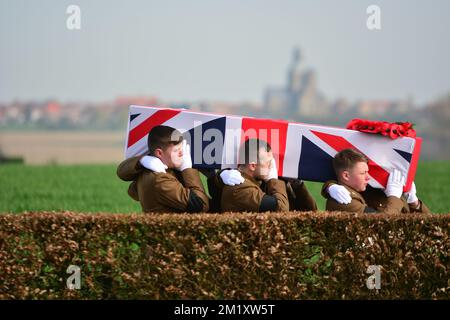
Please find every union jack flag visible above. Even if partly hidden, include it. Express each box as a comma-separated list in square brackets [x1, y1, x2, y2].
[124, 105, 421, 191]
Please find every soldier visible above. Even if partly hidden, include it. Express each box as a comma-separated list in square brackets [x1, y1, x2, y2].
[116, 125, 209, 213]
[322, 148, 430, 214]
[217, 138, 317, 212]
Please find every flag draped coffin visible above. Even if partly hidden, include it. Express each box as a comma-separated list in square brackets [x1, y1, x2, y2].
[125, 105, 421, 191]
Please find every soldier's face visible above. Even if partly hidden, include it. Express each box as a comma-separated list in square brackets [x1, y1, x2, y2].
[344, 161, 370, 192]
[159, 142, 183, 169]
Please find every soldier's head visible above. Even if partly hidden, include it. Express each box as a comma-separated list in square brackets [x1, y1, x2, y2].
[147, 125, 184, 168]
[237, 138, 274, 180]
[332, 148, 370, 192]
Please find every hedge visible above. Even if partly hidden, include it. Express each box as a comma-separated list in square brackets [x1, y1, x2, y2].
[0, 211, 448, 299]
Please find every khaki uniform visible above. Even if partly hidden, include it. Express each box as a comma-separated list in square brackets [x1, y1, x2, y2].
[321, 180, 430, 214]
[284, 179, 318, 212]
[220, 171, 289, 212]
[117, 156, 209, 213]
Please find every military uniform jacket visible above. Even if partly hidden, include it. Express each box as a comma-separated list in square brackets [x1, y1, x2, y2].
[321, 180, 430, 214]
[220, 171, 289, 212]
[116, 156, 209, 213]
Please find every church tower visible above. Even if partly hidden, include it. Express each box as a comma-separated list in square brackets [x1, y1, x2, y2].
[287, 48, 304, 93]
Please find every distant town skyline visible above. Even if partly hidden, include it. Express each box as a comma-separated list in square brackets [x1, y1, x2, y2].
[1, 0, 450, 105]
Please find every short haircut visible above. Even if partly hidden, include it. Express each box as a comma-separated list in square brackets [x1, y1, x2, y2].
[147, 125, 183, 155]
[332, 148, 368, 175]
[238, 138, 272, 165]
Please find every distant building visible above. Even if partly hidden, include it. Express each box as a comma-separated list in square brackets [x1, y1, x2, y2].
[264, 48, 329, 118]
[355, 99, 413, 117]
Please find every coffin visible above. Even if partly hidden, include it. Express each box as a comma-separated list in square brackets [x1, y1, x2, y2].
[124, 105, 421, 191]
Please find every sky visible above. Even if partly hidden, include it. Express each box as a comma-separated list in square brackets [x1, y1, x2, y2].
[1, 0, 449, 105]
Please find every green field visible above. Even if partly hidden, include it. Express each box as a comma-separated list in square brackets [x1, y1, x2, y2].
[0, 162, 449, 214]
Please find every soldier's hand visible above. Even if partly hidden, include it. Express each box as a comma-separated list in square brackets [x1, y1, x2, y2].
[139, 155, 167, 173]
[405, 182, 419, 205]
[265, 158, 278, 181]
[328, 184, 352, 204]
[384, 169, 405, 198]
[178, 140, 193, 171]
[220, 169, 244, 186]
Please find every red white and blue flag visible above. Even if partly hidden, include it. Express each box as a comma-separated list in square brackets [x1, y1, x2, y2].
[124, 105, 421, 191]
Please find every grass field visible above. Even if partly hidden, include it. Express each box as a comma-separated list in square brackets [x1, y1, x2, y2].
[0, 161, 449, 214]
[0, 131, 125, 164]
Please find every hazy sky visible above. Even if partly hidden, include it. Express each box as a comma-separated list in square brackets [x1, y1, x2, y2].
[1, 0, 449, 105]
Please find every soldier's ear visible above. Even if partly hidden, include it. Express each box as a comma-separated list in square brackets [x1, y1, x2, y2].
[154, 148, 163, 158]
[249, 162, 257, 172]
[342, 170, 350, 182]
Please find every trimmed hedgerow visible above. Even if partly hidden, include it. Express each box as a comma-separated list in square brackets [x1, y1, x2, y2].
[0, 211, 448, 299]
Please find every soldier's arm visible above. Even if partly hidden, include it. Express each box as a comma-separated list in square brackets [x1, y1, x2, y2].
[261, 179, 290, 212]
[224, 183, 265, 212]
[151, 170, 209, 213]
[222, 178, 289, 212]
[116, 156, 144, 181]
[326, 197, 367, 213]
[180, 168, 210, 212]
[379, 196, 404, 214]
[321, 180, 339, 199]
[127, 181, 139, 201]
[323, 180, 403, 214]
[287, 179, 318, 211]
[206, 169, 227, 213]
[408, 199, 431, 214]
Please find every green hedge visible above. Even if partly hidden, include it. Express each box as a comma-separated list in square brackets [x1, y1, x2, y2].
[0, 212, 448, 299]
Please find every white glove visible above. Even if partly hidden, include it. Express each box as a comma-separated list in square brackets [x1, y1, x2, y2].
[384, 169, 405, 198]
[405, 182, 419, 204]
[139, 155, 167, 173]
[178, 140, 192, 171]
[266, 158, 278, 181]
[220, 169, 245, 186]
[328, 184, 352, 204]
